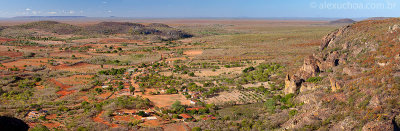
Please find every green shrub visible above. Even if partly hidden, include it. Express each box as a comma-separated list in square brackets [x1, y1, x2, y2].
[305, 77, 323, 83]
[289, 110, 298, 116]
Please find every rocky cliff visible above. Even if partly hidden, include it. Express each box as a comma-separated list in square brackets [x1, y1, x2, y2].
[283, 18, 400, 130]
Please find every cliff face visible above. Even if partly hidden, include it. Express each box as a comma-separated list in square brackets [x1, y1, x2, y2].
[283, 18, 400, 130]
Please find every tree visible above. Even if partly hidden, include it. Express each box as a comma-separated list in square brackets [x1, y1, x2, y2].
[137, 111, 146, 117]
[118, 85, 124, 90]
[189, 72, 195, 77]
[95, 88, 103, 94]
[129, 86, 135, 95]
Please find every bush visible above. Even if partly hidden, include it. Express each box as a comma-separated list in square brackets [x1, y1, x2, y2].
[289, 110, 298, 116]
[264, 99, 276, 113]
[138, 111, 146, 116]
[188, 72, 195, 77]
[98, 68, 126, 75]
[305, 76, 323, 83]
[166, 88, 178, 94]
[95, 88, 103, 93]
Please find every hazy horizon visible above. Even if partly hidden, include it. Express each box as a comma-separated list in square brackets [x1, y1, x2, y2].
[0, 0, 399, 18]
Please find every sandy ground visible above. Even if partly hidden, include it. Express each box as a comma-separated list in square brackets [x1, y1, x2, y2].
[165, 57, 187, 62]
[183, 50, 203, 56]
[141, 94, 191, 108]
[242, 82, 271, 88]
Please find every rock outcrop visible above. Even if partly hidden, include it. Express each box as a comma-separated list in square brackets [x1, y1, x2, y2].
[320, 25, 350, 50]
[284, 74, 301, 94]
[282, 18, 400, 130]
[284, 25, 352, 94]
[329, 77, 342, 92]
[389, 24, 399, 33]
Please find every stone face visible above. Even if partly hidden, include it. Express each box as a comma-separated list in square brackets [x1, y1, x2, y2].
[330, 77, 342, 92]
[300, 55, 320, 78]
[389, 24, 400, 33]
[284, 74, 299, 94]
[320, 25, 350, 50]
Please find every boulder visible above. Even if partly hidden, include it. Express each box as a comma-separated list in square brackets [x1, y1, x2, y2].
[367, 95, 381, 108]
[389, 24, 400, 33]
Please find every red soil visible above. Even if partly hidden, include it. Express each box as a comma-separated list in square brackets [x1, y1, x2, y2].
[42, 122, 61, 129]
[93, 111, 118, 128]
[163, 123, 189, 131]
[0, 38, 16, 42]
[50, 79, 75, 98]
[99, 38, 143, 44]
[114, 115, 138, 122]
[45, 114, 57, 119]
[0, 51, 23, 58]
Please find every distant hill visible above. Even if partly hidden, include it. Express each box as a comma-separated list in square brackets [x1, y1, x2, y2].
[13, 16, 86, 19]
[366, 17, 394, 21]
[0, 21, 192, 41]
[329, 18, 356, 24]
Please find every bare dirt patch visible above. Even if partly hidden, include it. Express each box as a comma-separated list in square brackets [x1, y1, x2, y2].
[196, 67, 244, 77]
[205, 90, 266, 105]
[99, 38, 144, 44]
[53, 62, 124, 73]
[163, 123, 190, 131]
[50, 79, 76, 98]
[93, 111, 118, 128]
[2, 58, 50, 69]
[56, 75, 93, 85]
[165, 57, 187, 62]
[183, 50, 203, 56]
[49, 52, 92, 58]
[141, 94, 190, 108]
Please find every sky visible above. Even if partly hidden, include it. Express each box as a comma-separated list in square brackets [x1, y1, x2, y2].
[0, 0, 398, 18]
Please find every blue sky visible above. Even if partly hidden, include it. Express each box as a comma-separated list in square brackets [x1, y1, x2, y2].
[0, 0, 398, 18]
